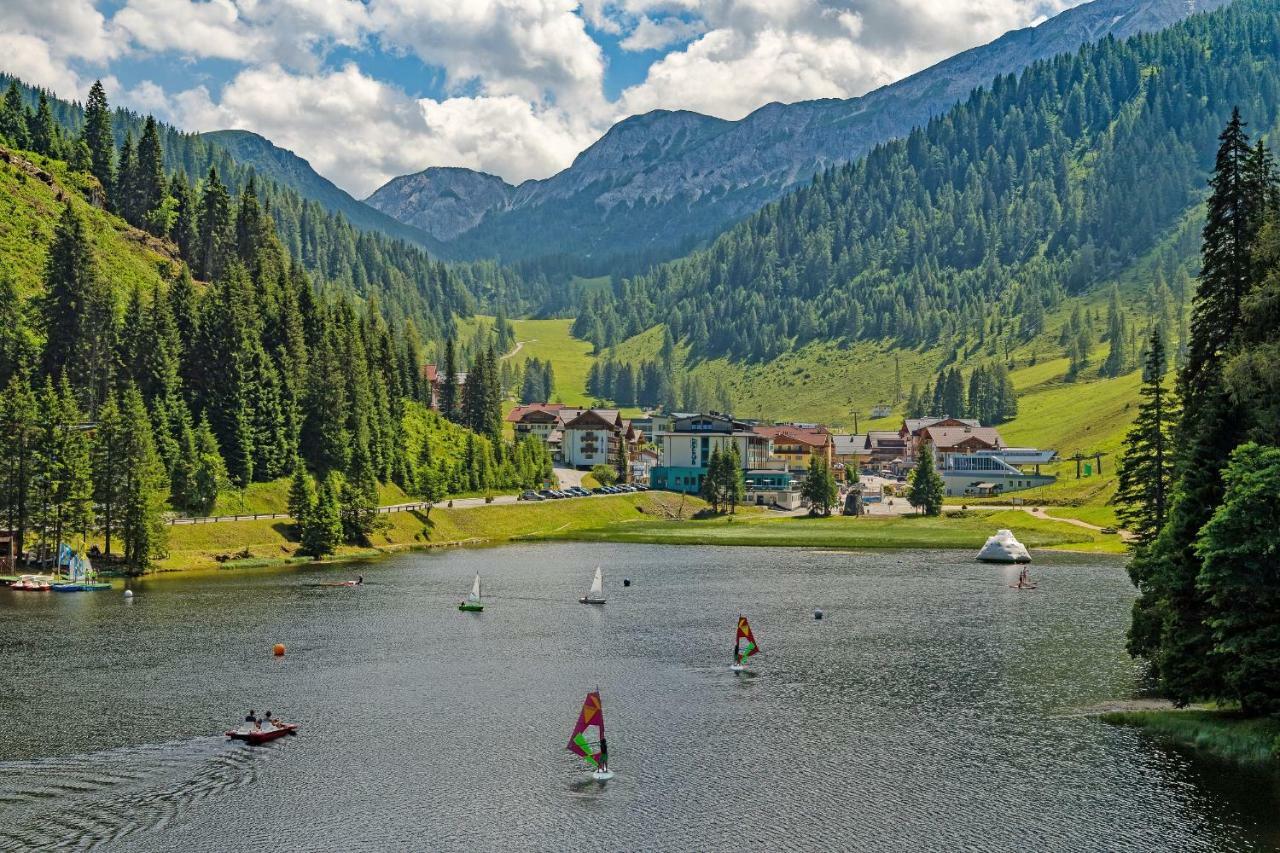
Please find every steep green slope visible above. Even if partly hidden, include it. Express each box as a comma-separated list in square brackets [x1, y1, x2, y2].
[576, 0, 1279, 364]
[0, 145, 171, 298]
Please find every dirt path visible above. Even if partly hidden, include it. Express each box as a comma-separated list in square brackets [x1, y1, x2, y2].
[499, 339, 533, 360]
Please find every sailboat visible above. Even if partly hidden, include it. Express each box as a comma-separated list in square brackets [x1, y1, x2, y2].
[731, 615, 760, 673]
[457, 572, 484, 612]
[566, 690, 613, 781]
[53, 551, 111, 592]
[578, 566, 605, 605]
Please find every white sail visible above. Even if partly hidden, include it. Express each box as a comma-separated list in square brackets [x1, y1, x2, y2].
[589, 566, 604, 597]
[468, 573, 482, 602]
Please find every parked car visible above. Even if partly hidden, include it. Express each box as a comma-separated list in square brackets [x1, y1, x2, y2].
[569, 486, 590, 497]
[519, 490, 544, 501]
[592, 487, 608, 495]
[537, 489, 556, 499]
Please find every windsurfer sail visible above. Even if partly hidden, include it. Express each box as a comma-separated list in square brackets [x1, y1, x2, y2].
[733, 615, 759, 670]
[566, 690, 611, 779]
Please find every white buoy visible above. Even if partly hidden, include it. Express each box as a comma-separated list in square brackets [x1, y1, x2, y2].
[124, 589, 134, 598]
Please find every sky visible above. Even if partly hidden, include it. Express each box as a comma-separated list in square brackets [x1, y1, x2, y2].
[0, 0, 1084, 197]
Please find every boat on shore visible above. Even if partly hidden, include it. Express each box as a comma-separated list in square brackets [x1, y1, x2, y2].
[226, 722, 299, 744]
[731, 615, 760, 673]
[458, 573, 484, 612]
[977, 529, 1031, 564]
[9, 574, 53, 591]
[567, 690, 612, 781]
[579, 566, 605, 605]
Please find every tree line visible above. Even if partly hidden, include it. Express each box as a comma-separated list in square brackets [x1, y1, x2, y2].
[1117, 109, 1280, 715]
[904, 362, 1018, 425]
[565, 1, 1277, 370]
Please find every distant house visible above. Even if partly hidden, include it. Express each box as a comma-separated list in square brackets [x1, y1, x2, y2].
[899, 417, 980, 461]
[508, 404, 636, 470]
[421, 363, 466, 410]
[752, 424, 834, 468]
[866, 430, 908, 466]
[918, 424, 1004, 458]
[831, 433, 870, 478]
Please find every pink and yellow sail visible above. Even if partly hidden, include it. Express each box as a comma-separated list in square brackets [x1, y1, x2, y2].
[735, 616, 759, 664]
[566, 691, 607, 770]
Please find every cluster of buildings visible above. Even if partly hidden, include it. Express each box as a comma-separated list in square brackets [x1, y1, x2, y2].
[507, 402, 1057, 506]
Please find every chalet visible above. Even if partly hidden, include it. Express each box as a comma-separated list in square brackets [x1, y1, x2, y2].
[831, 433, 871, 477]
[918, 424, 1004, 458]
[421, 363, 466, 410]
[752, 424, 834, 468]
[507, 404, 572, 443]
[866, 430, 908, 466]
[899, 417, 980, 460]
[561, 409, 630, 471]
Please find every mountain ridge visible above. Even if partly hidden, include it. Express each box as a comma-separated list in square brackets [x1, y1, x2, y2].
[366, 0, 1231, 265]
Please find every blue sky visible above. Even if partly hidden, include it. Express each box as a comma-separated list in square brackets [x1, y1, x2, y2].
[0, 1, 1079, 196]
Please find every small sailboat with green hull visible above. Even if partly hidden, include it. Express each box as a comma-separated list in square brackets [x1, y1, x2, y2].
[457, 573, 484, 612]
[567, 689, 612, 781]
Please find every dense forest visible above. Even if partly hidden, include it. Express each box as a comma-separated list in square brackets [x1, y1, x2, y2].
[1117, 108, 1280, 715]
[0, 81, 551, 573]
[0, 74, 547, 338]
[572, 0, 1279, 364]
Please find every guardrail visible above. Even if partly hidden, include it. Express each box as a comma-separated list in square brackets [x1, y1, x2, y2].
[168, 502, 438, 525]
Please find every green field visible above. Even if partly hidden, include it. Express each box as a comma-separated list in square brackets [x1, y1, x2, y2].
[531, 508, 1125, 554]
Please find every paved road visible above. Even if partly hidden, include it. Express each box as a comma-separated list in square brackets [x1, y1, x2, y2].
[554, 467, 589, 489]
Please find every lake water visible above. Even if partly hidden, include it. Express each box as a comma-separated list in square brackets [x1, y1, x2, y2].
[1, 544, 1277, 852]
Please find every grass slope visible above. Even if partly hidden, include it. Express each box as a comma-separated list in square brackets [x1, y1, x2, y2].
[0, 145, 174, 301]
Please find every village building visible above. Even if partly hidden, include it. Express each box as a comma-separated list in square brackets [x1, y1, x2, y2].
[751, 424, 834, 468]
[865, 430, 908, 468]
[0, 530, 16, 573]
[650, 413, 800, 508]
[508, 404, 637, 471]
[831, 433, 871, 479]
[899, 417, 981, 461]
[421, 364, 466, 410]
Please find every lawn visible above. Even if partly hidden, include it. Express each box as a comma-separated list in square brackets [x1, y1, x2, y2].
[531, 508, 1124, 553]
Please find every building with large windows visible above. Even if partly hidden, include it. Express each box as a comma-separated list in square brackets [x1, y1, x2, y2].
[649, 413, 772, 494]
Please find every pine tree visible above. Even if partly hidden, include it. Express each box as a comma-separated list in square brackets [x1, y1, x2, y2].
[118, 385, 168, 573]
[700, 446, 723, 512]
[440, 337, 460, 422]
[29, 92, 56, 157]
[1116, 327, 1176, 547]
[340, 441, 380, 545]
[725, 443, 745, 514]
[1101, 286, 1128, 377]
[195, 166, 233, 281]
[1195, 443, 1280, 715]
[0, 82, 30, 149]
[801, 456, 837, 517]
[42, 203, 114, 413]
[907, 442, 945, 516]
[135, 116, 170, 236]
[189, 416, 227, 514]
[115, 131, 138, 225]
[287, 460, 315, 531]
[301, 474, 342, 558]
[0, 375, 38, 557]
[81, 81, 115, 204]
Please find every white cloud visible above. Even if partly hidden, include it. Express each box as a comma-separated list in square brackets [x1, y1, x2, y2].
[0, 0, 121, 98]
[619, 16, 707, 52]
[158, 64, 601, 196]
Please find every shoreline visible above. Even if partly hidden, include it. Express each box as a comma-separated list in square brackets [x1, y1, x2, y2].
[113, 495, 1126, 580]
[1101, 707, 1280, 768]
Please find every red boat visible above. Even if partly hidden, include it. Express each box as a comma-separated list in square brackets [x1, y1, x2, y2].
[226, 723, 298, 744]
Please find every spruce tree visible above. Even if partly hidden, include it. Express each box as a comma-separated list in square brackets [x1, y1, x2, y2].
[287, 460, 315, 532]
[1195, 443, 1280, 716]
[195, 166, 233, 281]
[1102, 286, 1128, 377]
[301, 474, 342, 558]
[118, 386, 168, 573]
[91, 394, 125, 556]
[135, 116, 170, 236]
[440, 337, 460, 422]
[340, 440, 380, 545]
[29, 92, 56, 157]
[0, 375, 37, 556]
[1116, 327, 1176, 547]
[42, 203, 114, 413]
[0, 82, 29, 149]
[907, 442, 945, 516]
[81, 81, 115, 203]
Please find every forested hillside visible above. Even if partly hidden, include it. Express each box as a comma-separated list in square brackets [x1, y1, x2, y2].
[0, 75, 544, 338]
[574, 0, 1279, 367]
[0, 84, 552, 574]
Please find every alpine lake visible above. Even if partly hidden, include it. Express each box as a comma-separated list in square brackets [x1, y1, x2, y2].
[1, 543, 1277, 852]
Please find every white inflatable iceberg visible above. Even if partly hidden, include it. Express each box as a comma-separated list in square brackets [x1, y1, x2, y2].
[977, 529, 1031, 564]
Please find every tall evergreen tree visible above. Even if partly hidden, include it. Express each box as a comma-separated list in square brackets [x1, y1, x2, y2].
[80, 81, 115, 203]
[1116, 327, 1177, 547]
[907, 442, 945, 516]
[118, 386, 168, 573]
[135, 116, 170, 236]
[0, 82, 30, 149]
[440, 337, 460, 422]
[301, 474, 342, 558]
[195, 166, 233, 281]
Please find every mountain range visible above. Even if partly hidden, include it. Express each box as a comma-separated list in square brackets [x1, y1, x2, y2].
[362, 0, 1231, 266]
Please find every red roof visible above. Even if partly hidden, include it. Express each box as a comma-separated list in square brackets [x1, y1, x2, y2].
[506, 403, 567, 423]
[919, 425, 1004, 450]
[422, 364, 438, 383]
[752, 425, 832, 447]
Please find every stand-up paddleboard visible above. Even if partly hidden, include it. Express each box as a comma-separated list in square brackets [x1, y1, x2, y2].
[567, 690, 613, 781]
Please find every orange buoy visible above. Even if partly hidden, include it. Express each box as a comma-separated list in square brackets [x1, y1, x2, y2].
[273, 643, 286, 657]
